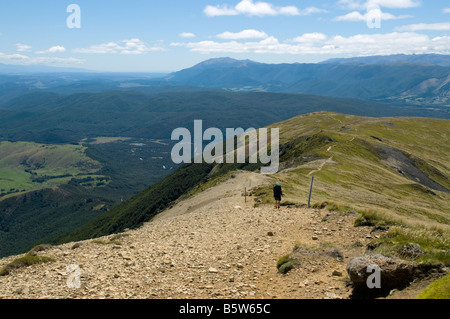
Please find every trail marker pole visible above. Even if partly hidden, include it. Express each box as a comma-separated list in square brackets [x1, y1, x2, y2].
[307, 176, 314, 208]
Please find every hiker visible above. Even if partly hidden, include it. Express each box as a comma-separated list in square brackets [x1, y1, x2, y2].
[273, 183, 282, 209]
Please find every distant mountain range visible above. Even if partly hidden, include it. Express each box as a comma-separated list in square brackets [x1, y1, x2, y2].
[0, 54, 449, 107]
[166, 56, 450, 106]
[321, 54, 450, 66]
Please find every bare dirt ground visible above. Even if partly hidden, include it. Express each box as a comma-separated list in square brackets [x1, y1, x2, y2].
[0, 171, 436, 299]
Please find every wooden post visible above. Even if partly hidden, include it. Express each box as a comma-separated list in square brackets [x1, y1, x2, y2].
[307, 176, 314, 208]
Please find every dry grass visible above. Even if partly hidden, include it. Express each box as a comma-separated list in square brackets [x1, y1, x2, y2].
[252, 112, 450, 268]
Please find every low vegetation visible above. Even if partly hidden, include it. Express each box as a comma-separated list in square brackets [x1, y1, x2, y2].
[353, 210, 394, 228]
[367, 226, 450, 267]
[245, 112, 450, 293]
[418, 273, 450, 299]
[0, 141, 103, 200]
[276, 254, 299, 274]
[0, 246, 55, 277]
[92, 240, 121, 246]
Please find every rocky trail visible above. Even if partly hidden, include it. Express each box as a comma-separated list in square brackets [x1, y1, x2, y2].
[0, 171, 429, 299]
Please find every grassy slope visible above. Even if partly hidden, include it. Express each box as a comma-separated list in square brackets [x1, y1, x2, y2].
[418, 273, 450, 299]
[251, 112, 449, 268]
[0, 141, 103, 200]
[262, 112, 449, 230]
[0, 141, 112, 257]
[62, 112, 449, 252]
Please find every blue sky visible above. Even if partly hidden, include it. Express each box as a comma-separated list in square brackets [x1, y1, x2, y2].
[0, 0, 449, 72]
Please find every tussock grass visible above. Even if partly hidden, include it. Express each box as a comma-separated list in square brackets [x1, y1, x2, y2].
[368, 226, 450, 266]
[92, 240, 121, 246]
[216, 113, 450, 277]
[418, 273, 450, 299]
[271, 114, 449, 231]
[28, 244, 53, 255]
[0, 255, 56, 276]
[312, 201, 354, 213]
[0, 243, 56, 276]
[353, 210, 396, 228]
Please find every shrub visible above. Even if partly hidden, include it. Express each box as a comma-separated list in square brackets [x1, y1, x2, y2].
[278, 260, 297, 274]
[276, 254, 299, 274]
[277, 255, 291, 269]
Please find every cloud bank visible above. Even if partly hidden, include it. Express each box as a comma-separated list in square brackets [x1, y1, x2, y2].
[74, 39, 164, 55]
[204, 0, 325, 17]
[173, 31, 450, 57]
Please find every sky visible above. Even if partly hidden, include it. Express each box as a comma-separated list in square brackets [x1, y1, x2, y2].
[0, 0, 449, 72]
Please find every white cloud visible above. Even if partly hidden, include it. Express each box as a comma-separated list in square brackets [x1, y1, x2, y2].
[16, 43, 32, 52]
[31, 56, 85, 65]
[290, 33, 328, 43]
[174, 32, 450, 57]
[235, 0, 290, 16]
[338, 0, 420, 10]
[442, 8, 450, 13]
[338, 0, 365, 10]
[335, 11, 366, 21]
[36, 45, 66, 54]
[179, 37, 289, 54]
[180, 32, 196, 38]
[395, 22, 450, 31]
[0, 52, 84, 65]
[216, 29, 268, 40]
[299, 7, 328, 15]
[367, 0, 420, 9]
[335, 9, 411, 21]
[74, 39, 164, 55]
[0, 52, 30, 61]
[204, 5, 237, 17]
[47, 45, 66, 53]
[204, 0, 324, 17]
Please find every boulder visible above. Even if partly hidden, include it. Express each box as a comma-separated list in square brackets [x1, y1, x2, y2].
[346, 254, 417, 295]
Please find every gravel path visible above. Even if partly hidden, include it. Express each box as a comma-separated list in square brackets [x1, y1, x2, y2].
[0, 171, 374, 299]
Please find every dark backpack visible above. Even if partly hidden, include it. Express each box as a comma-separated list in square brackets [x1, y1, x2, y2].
[274, 185, 282, 197]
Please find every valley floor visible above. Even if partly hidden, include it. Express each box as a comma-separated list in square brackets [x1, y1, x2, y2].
[0, 171, 436, 299]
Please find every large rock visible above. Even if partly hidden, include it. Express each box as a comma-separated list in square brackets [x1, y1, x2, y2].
[346, 254, 417, 295]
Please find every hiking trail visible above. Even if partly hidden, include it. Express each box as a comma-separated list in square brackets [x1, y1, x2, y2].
[0, 171, 425, 299]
